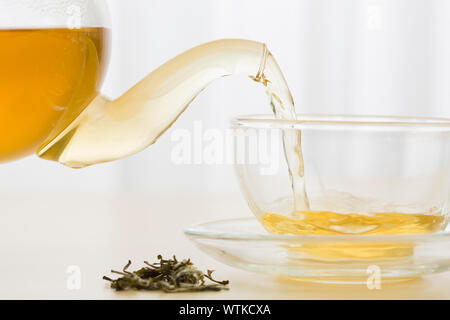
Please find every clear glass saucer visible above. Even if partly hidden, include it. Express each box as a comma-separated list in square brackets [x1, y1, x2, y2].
[184, 218, 450, 284]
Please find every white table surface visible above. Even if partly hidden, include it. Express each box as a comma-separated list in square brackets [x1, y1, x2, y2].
[0, 193, 449, 300]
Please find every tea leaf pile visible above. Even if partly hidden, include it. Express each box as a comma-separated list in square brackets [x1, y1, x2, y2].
[103, 255, 229, 293]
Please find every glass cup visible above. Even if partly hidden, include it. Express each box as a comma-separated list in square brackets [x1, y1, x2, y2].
[233, 114, 450, 236]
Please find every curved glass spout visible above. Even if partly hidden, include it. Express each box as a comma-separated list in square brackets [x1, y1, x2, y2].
[39, 39, 269, 168]
[38, 38, 310, 210]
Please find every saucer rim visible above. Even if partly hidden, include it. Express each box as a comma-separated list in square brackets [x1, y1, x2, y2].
[184, 217, 450, 243]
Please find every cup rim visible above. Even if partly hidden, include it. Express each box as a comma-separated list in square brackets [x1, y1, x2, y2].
[232, 114, 450, 130]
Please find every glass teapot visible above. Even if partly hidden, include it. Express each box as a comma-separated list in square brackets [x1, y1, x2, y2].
[0, 0, 294, 168]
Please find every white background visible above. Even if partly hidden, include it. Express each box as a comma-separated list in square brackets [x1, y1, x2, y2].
[1, 0, 450, 196]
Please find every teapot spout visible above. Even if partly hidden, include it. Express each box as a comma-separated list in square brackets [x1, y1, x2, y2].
[38, 39, 274, 168]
